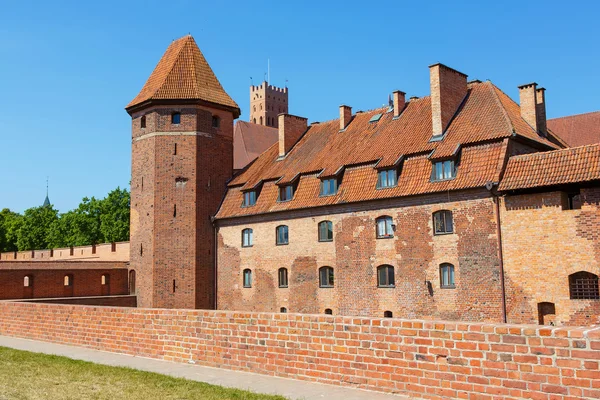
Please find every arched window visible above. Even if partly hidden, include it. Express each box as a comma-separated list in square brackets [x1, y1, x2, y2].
[253, 118, 256, 124]
[280, 307, 287, 313]
[212, 115, 220, 128]
[440, 263, 455, 288]
[319, 266, 334, 288]
[259, 116, 263, 125]
[433, 210, 453, 235]
[324, 308, 333, 315]
[171, 112, 181, 124]
[569, 271, 599, 299]
[242, 228, 253, 247]
[243, 269, 252, 288]
[376, 216, 394, 238]
[101, 274, 109, 286]
[377, 265, 395, 287]
[384, 310, 393, 318]
[318, 221, 333, 242]
[23, 275, 32, 287]
[140, 115, 146, 129]
[129, 270, 136, 295]
[64, 274, 73, 287]
[278, 268, 288, 288]
[276, 225, 288, 245]
[253, 105, 256, 112]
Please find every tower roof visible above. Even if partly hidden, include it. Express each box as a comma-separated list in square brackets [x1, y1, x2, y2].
[126, 35, 240, 116]
[42, 195, 50, 207]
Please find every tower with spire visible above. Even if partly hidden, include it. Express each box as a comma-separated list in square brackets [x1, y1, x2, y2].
[42, 177, 50, 207]
[126, 35, 240, 309]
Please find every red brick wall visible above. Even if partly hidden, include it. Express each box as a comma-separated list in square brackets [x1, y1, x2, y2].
[1, 302, 599, 399]
[27, 295, 137, 307]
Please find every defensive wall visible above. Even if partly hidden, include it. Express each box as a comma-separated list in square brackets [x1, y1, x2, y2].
[1, 302, 599, 400]
[0, 241, 130, 262]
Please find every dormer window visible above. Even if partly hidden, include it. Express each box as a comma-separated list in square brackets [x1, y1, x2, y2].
[377, 169, 397, 189]
[432, 160, 456, 181]
[278, 185, 294, 202]
[140, 115, 146, 129]
[320, 178, 338, 196]
[171, 112, 181, 125]
[212, 115, 220, 128]
[242, 191, 257, 207]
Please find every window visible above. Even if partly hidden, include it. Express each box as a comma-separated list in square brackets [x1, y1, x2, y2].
[260, 116, 263, 125]
[377, 169, 397, 189]
[320, 178, 338, 196]
[432, 160, 456, 181]
[377, 265, 395, 287]
[129, 270, 136, 295]
[566, 191, 582, 210]
[276, 225, 289, 245]
[64, 274, 73, 287]
[278, 185, 294, 202]
[24, 275, 32, 287]
[369, 113, 383, 123]
[140, 115, 146, 128]
[440, 263, 455, 288]
[212, 115, 220, 128]
[242, 191, 257, 207]
[318, 221, 333, 242]
[569, 271, 599, 300]
[319, 266, 334, 288]
[376, 216, 394, 238]
[433, 210, 453, 235]
[171, 112, 181, 125]
[242, 228, 253, 247]
[384, 310, 393, 318]
[324, 308, 333, 315]
[278, 268, 288, 288]
[243, 269, 252, 288]
[101, 274, 109, 285]
[280, 307, 287, 313]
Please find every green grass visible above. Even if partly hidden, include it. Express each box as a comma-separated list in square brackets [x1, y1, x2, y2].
[0, 346, 287, 400]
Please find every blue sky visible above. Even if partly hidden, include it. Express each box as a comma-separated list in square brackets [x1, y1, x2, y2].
[0, 0, 598, 213]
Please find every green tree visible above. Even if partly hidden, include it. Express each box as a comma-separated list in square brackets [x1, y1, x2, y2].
[0, 209, 23, 252]
[99, 188, 130, 243]
[16, 205, 59, 251]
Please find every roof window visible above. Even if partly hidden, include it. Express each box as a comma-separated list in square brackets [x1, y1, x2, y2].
[369, 113, 383, 123]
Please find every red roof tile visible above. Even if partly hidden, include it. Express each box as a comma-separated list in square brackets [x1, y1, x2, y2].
[499, 144, 600, 191]
[126, 35, 239, 114]
[547, 111, 600, 147]
[233, 121, 279, 170]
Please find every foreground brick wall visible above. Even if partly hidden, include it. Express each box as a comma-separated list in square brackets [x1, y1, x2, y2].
[0, 303, 599, 399]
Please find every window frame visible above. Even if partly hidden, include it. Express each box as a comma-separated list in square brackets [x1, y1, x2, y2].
[319, 266, 334, 288]
[440, 263, 456, 289]
[276, 225, 289, 245]
[569, 271, 599, 300]
[376, 168, 398, 189]
[242, 191, 257, 207]
[140, 115, 146, 129]
[242, 228, 253, 248]
[376, 216, 394, 239]
[319, 178, 338, 197]
[278, 185, 294, 202]
[212, 115, 221, 129]
[171, 112, 181, 125]
[278, 267, 288, 288]
[23, 275, 32, 287]
[377, 265, 395, 288]
[431, 159, 456, 182]
[64, 274, 73, 287]
[318, 221, 333, 242]
[243, 269, 252, 288]
[433, 210, 454, 235]
[383, 310, 393, 318]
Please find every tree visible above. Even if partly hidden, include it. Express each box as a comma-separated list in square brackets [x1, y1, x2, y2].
[99, 188, 130, 243]
[16, 205, 58, 251]
[48, 197, 103, 248]
[0, 209, 22, 252]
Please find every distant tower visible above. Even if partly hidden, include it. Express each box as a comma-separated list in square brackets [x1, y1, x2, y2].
[250, 82, 288, 128]
[126, 35, 240, 309]
[42, 177, 50, 207]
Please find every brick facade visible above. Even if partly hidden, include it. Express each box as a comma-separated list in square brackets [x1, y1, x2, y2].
[250, 82, 288, 128]
[1, 302, 600, 399]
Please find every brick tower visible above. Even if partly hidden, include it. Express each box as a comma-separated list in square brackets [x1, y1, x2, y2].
[250, 82, 288, 128]
[126, 35, 240, 309]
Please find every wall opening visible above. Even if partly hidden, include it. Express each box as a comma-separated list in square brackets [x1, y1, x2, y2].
[129, 270, 136, 295]
[537, 302, 556, 325]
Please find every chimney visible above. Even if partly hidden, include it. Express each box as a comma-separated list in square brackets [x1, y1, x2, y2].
[392, 90, 406, 118]
[278, 114, 308, 158]
[536, 87, 547, 136]
[339, 105, 352, 131]
[518, 82, 541, 133]
[429, 63, 468, 137]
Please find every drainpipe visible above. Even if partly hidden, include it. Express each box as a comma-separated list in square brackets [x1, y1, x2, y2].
[212, 216, 218, 310]
[491, 188, 508, 323]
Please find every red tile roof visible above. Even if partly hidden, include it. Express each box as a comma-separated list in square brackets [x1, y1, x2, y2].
[126, 35, 239, 115]
[233, 121, 279, 170]
[547, 111, 600, 147]
[499, 144, 600, 191]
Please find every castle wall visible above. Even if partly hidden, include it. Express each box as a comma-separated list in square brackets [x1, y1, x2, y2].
[217, 190, 504, 322]
[0, 242, 129, 262]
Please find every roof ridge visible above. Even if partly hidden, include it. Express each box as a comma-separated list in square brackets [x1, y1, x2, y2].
[508, 142, 600, 160]
[548, 110, 600, 120]
[488, 82, 516, 135]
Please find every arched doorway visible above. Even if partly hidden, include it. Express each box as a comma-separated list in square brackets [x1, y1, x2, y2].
[538, 302, 556, 325]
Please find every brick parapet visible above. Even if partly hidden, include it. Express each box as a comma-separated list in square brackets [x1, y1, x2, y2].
[0, 242, 130, 262]
[1, 302, 599, 399]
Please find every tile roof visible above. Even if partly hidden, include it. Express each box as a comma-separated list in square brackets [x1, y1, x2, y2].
[126, 35, 239, 114]
[547, 111, 600, 147]
[499, 144, 600, 191]
[233, 121, 279, 170]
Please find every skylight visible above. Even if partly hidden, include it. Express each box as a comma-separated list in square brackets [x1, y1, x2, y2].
[369, 113, 382, 123]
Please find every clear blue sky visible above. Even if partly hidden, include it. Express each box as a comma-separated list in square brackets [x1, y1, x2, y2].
[0, 0, 598, 213]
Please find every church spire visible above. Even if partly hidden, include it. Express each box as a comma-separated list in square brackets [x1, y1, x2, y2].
[42, 177, 50, 207]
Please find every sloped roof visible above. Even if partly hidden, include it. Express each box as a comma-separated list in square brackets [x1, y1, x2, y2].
[498, 144, 600, 191]
[547, 111, 600, 147]
[126, 35, 239, 115]
[233, 121, 278, 170]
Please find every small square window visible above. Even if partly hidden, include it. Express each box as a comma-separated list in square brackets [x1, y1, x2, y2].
[279, 185, 294, 202]
[242, 191, 257, 207]
[432, 160, 456, 181]
[376, 216, 394, 238]
[171, 112, 181, 125]
[320, 178, 338, 196]
[377, 169, 397, 189]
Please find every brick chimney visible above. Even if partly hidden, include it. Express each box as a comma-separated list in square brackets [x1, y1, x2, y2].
[429, 63, 468, 137]
[393, 90, 406, 118]
[340, 105, 352, 131]
[518, 82, 546, 135]
[278, 114, 308, 158]
[536, 87, 547, 136]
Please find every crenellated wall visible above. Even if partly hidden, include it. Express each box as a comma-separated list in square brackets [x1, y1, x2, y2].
[0, 242, 129, 262]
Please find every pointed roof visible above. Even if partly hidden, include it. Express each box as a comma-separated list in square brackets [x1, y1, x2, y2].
[42, 195, 50, 207]
[126, 35, 240, 116]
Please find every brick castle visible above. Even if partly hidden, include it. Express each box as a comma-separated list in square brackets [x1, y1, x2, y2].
[1, 35, 599, 327]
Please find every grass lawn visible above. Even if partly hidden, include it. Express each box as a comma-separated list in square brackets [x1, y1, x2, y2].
[0, 346, 287, 400]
